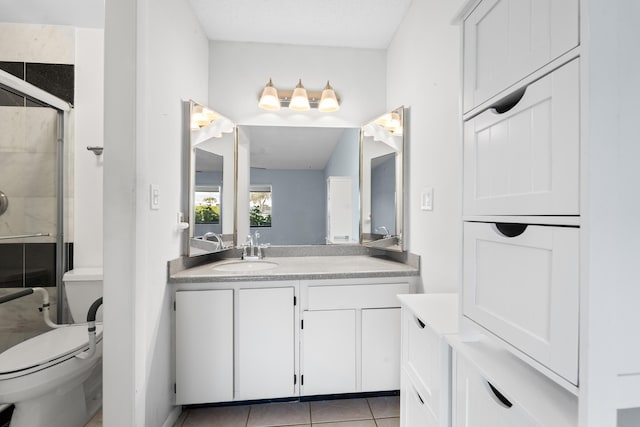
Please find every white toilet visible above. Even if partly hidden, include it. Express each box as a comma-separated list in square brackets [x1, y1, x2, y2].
[0, 268, 103, 427]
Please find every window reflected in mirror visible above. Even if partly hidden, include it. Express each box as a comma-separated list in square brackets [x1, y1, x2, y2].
[249, 185, 272, 227]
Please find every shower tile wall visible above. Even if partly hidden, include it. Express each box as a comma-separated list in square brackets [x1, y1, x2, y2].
[0, 24, 75, 337]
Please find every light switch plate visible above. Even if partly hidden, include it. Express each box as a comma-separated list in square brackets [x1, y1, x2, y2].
[421, 187, 433, 211]
[150, 184, 160, 210]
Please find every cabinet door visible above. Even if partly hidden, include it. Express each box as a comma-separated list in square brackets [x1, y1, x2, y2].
[463, 59, 580, 216]
[362, 308, 401, 392]
[453, 354, 538, 427]
[463, 0, 579, 112]
[175, 289, 233, 404]
[302, 309, 356, 395]
[403, 309, 449, 422]
[327, 176, 353, 244]
[402, 370, 438, 427]
[463, 221, 579, 385]
[237, 287, 295, 400]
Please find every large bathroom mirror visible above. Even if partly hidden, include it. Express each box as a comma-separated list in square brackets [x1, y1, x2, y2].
[186, 100, 236, 256]
[236, 125, 361, 246]
[360, 106, 406, 251]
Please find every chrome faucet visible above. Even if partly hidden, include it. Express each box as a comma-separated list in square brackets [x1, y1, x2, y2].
[243, 232, 267, 260]
[203, 232, 224, 249]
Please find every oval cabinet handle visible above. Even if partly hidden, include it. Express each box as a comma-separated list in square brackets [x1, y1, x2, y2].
[495, 222, 528, 238]
[490, 86, 527, 114]
[487, 382, 513, 408]
[414, 316, 426, 329]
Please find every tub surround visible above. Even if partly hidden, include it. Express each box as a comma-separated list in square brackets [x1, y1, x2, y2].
[168, 246, 419, 283]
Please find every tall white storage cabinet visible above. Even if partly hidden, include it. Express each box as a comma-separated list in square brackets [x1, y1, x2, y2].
[454, 0, 640, 426]
[326, 176, 354, 244]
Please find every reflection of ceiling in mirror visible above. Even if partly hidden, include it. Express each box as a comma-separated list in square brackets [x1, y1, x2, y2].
[195, 148, 223, 172]
[246, 126, 353, 170]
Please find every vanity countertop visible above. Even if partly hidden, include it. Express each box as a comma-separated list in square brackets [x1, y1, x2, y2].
[169, 255, 419, 283]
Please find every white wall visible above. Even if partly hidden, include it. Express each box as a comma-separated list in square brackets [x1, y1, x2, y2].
[208, 41, 386, 127]
[73, 28, 104, 267]
[386, 0, 466, 292]
[103, 0, 209, 425]
[580, 0, 640, 425]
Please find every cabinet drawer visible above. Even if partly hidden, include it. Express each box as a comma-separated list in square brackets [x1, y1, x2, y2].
[453, 353, 537, 427]
[463, 0, 579, 112]
[402, 369, 438, 427]
[307, 282, 409, 310]
[462, 221, 579, 384]
[403, 310, 450, 420]
[463, 59, 580, 216]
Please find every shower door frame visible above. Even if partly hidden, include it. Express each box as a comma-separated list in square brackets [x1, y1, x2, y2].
[0, 69, 72, 322]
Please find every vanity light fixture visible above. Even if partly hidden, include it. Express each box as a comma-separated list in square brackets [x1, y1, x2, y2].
[191, 105, 220, 130]
[258, 78, 281, 111]
[318, 81, 340, 112]
[257, 78, 341, 112]
[289, 79, 311, 111]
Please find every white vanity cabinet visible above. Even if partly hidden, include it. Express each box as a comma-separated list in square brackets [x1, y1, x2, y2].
[175, 289, 234, 405]
[301, 309, 357, 395]
[174, 282, 298, 404]
[236, 287, 296, 400]
[398, 294, 458, 427]
[173, 273, 416, 404]
[300, 278, 414, 396]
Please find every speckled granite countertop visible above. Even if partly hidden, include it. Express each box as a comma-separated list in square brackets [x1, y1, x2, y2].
[169, 254, 419, 283]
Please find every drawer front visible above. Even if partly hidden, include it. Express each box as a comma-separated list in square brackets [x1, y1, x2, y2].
[462, 221, 579, 384]
[307, 282, 410, 310]
[402, 369, 439, 427]
[463, 59, 580, 216]
[453, 354, 538, 427]
[463, 0, 579, 112]
[404, 309, 447, 419]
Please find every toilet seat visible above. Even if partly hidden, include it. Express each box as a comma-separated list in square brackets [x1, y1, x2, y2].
[0, 324, 103, 380]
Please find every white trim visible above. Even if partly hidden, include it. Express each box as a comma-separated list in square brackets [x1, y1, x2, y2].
[161, 406, 183, 427]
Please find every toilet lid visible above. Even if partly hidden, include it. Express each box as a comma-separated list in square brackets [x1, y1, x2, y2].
[0, 324, 103, 374]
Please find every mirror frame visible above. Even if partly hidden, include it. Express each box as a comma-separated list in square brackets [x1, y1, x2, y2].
[185, 100, 237, 257]
[359, 106, 406, 252]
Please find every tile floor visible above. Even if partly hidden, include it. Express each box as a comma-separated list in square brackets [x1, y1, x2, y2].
[173, 396, 400, 427]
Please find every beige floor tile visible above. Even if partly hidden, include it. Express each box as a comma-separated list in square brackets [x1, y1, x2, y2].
[310, 398, 373, 424]
[84, 408, 103, 427]
[312, 420, 376, 427]
[367, 396, 399, 419]
[247, 401, 310, 427]
[182, 405, 250, 427]
[172, 409, 189, 427]
[374, 417, 400, 427]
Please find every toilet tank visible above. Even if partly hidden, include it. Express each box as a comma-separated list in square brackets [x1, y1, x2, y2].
[62, 268, 103, 323]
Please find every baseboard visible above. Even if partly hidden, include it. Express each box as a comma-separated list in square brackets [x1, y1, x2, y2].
[161, 406, 182, 427]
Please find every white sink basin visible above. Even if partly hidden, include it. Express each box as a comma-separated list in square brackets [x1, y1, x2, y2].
[211, 260, 279, 272]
